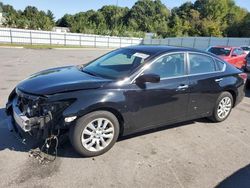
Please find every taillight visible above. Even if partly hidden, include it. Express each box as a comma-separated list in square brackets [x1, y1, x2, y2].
[239, 73, 248, 83]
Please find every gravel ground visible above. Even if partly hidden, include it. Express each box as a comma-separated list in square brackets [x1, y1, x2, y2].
[0, 48, 250, 188]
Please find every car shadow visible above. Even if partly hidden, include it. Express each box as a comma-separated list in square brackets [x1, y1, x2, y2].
[215, 164, 250, 188]
[0, 107, 83, 158]
[0, 108, 28, 152]
[0, 89, 248, 160]
[118, 119, 201, 141]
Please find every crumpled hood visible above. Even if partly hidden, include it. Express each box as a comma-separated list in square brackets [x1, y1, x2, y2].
[17, 66, 111, 95]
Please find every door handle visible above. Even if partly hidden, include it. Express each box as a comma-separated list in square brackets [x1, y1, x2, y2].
[177, 84, 189, 90]
[215, 78, 223, 82]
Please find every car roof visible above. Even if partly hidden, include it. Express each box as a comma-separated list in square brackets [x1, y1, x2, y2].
[123, 45, 203, 56]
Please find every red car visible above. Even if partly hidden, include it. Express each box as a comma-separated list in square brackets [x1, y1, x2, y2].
[207, 46, 247, 69]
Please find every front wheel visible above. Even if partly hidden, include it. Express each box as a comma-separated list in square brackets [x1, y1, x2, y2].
[69, 111, 120, 157]
[209, 92, 233, 122]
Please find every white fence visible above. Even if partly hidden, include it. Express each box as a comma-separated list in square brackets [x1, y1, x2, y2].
[0, 27, 143, 48]
[1, 28, 249, 50]
[143, 37, 250, 50]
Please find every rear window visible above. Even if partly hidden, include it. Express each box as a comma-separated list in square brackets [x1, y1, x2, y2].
[208, 47, 231, 56]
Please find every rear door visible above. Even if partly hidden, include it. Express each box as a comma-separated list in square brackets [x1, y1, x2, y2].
[187, 52, 225, 118]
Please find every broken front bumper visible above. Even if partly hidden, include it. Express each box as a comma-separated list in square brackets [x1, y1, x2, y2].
[6, 97, 55, 140]
[12, 97, 33, 132]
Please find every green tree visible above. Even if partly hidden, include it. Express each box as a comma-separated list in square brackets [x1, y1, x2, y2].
[225, 6, 248, 36]
[56, 14, 73, 27]
[1, 0, 250, 38]
[2, 4, 18, 27]
[47, 10, 54, 22]
[238, 13, 250, 37]
[126, 0, 170, 35]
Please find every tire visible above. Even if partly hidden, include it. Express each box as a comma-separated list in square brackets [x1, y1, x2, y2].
[69, 111, 120, 157]
[209, 92, 233, 122]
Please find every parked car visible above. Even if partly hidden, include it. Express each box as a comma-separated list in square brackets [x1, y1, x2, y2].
[207, 46, 247, 69]
[245, 52, 250, 72]
[6, 46, 247, 157]
[245, 53, 250, 85]
[241, 46, 250, 54]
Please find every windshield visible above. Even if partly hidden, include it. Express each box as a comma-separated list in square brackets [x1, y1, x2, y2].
[241, 47, 250, 51]
[208, 47, 231, 56]
[82, 49, 150, 79]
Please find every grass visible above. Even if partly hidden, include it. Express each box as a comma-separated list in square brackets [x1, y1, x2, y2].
[0, 43, 97, 49]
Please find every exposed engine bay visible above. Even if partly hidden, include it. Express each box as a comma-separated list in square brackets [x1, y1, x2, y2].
[6, 88, 72, 164]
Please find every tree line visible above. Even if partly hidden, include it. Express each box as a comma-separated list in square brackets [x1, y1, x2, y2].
[0, 0, 249, 38]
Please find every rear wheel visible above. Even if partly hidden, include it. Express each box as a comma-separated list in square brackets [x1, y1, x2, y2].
[69, 111, 120, 157]
[209, 92, 233, 122]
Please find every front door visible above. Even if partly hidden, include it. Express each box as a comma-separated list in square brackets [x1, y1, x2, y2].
[125, 52, 190, 132]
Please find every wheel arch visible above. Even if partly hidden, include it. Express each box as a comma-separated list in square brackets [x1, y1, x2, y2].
[225, 89, 237, 107]
[86, 106, 125, 136]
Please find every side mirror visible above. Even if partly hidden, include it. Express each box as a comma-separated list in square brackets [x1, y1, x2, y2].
[232, 53, 237, 57]
[135, 74, 160, 84]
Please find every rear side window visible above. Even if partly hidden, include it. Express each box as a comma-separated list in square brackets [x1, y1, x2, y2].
[189, 53, 216, 74]
[238, 48, 244, 55]
[233, 48, 244, 56]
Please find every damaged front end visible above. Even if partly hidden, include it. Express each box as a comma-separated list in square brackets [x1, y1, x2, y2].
[6, 88, 73, 140]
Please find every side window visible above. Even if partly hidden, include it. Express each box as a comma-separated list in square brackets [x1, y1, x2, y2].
[215, 59, 225, 71]
[143, 53, 185, 78]
[189, 53, 216, 74]
[232, 49, 238, 55]
[238, 48, 244, 55]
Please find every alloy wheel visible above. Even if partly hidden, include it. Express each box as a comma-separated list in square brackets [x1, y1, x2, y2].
[81, 118, 114, 152]
[217, 96, 232, 119]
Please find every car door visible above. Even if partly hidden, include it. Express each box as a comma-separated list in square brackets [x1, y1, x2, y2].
[125, 52, 190, 132]
[187, 52, 224, 118]
[229, 48, 239, 67]
[231, 48, 245, 68]
[237, 48, 247, 68]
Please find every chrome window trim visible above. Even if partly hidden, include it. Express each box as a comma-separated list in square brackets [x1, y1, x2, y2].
[130, 51, 226, 84]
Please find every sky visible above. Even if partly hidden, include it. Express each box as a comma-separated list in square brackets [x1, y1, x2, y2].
[1, 0, 250, 20]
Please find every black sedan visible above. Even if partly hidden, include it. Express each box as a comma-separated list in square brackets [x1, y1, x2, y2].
[6, 46, 247, 157]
